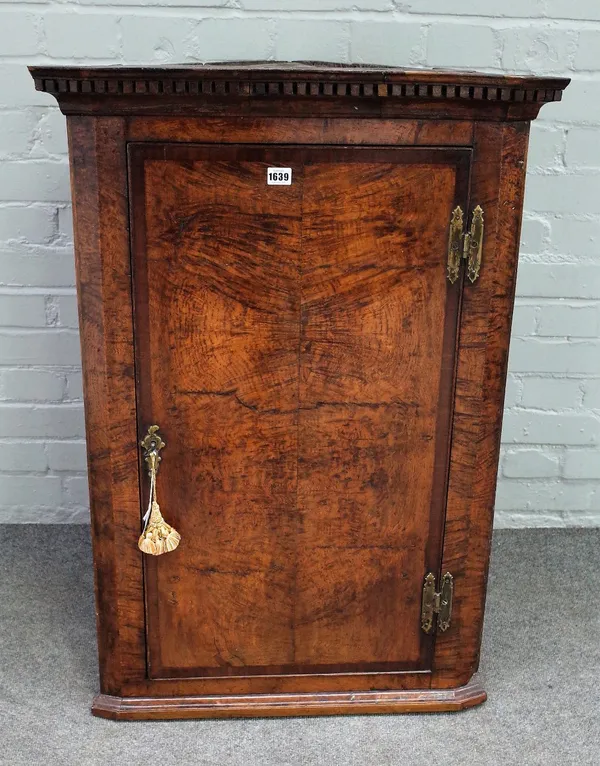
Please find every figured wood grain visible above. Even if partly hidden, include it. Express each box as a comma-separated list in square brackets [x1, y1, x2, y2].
[126, 117, 475, 147]
[432, 122, 531, 687]
[295, 153, 468, 669]
[130, 146, 302, 677]
[130, 144, 469, 679]
[68, 117, 145, 692]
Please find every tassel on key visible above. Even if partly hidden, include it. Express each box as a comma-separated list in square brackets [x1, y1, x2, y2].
[138, 425, 181, 556]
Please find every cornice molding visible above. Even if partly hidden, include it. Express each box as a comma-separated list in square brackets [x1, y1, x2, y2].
[29, 63, 570, 120]
[31, 64, 568, 104]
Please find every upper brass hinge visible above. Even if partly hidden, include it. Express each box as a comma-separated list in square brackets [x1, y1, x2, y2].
[421, 572, 454, 634]
[447, 205, 484, 284]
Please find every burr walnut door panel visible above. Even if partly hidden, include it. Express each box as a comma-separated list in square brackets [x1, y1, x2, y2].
[128, 143, 471, 680]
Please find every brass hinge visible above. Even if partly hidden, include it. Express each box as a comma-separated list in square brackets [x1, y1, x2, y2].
[446, 205, 484, 284]
[421, 572, 454, 634]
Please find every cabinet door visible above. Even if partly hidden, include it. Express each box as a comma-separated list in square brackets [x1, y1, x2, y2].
[129, 143, 471, 679]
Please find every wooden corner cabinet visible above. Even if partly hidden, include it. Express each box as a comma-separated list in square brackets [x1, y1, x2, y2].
[30, 63, 569, 720]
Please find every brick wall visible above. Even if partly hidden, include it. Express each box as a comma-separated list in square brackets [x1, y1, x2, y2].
[1, 0, 599, 526]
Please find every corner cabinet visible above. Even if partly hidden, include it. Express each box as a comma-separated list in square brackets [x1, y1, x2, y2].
[30, 63, 569, 720]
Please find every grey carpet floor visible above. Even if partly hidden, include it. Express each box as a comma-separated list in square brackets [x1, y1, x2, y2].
[1, 526, 599, 766]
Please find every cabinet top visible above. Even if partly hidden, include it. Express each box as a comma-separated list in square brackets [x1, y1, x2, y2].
[29, 62, 569, 121]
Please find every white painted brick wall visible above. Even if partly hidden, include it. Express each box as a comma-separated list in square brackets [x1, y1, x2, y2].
[0, 1, 599, 528]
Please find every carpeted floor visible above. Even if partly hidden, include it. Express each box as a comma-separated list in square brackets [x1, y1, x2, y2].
[1, 526, 598, 766]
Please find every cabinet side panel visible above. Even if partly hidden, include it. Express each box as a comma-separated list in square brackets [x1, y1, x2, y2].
[67, 116, 146, 693]
[433, 122, 530, 686]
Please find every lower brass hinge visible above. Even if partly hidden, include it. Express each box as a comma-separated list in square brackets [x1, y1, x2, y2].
[421, 572, 454, 634]
[447, 205, 484, 284]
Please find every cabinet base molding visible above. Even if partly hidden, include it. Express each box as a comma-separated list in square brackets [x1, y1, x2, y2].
[92, 681, 486, 720]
